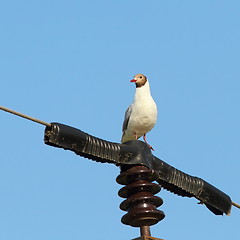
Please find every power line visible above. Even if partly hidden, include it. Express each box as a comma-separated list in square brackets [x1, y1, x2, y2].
[232, 201, 240, 209]
[0, 106, 51, 127]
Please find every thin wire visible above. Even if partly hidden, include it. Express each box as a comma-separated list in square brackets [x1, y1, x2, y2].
[0, 106, 51, 127]
[232, 201, 240, 209]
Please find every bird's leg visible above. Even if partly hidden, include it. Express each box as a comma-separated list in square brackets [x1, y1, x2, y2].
[143, 134, 154, 151]
[134, 132, 138, 140]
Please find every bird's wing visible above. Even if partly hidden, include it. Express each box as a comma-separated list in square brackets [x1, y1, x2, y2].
[122, 105, 132, 132]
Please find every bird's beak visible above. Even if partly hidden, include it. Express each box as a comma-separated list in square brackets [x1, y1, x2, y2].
[130, 79, 137, 82]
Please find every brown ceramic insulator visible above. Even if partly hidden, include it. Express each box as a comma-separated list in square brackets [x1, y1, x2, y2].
[116, 165, 165, 228]
[116, 165, 158, 185]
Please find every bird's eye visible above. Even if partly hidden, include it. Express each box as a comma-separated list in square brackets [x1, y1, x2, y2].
[140, 76, 142, 78]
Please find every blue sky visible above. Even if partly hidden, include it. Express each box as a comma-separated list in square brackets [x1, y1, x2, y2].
[0, 1, 239, 239]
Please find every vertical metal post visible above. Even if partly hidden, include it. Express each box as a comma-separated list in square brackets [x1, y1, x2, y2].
[140, 226, 151, 237]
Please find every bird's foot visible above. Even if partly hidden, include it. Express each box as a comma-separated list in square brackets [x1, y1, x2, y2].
[143, 134, 154, 151]
[147, 144, 154, 151]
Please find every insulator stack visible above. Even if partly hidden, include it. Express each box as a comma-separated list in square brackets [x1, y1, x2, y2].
[116, 165, 165, 231]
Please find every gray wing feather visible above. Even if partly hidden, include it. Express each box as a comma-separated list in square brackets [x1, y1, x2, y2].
[122, 105, 132, 132]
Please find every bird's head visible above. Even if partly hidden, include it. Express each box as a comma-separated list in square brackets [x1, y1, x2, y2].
[130, 74, 147, 87]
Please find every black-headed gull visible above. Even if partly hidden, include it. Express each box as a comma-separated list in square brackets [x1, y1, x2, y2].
[121, 74, 157, 149]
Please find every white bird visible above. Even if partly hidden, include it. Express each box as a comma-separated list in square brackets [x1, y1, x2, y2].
[121, 74, 157, 149]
